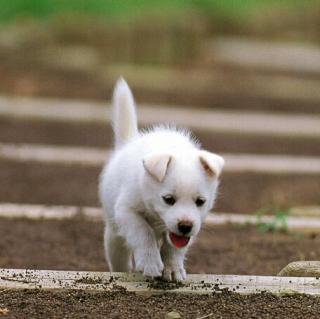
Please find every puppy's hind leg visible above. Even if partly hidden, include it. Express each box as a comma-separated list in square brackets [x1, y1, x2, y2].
[104, 223, 132, 272]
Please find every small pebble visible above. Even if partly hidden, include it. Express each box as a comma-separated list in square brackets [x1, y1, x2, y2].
[166, 311, 181, 319]
[0, 308, 9, 315]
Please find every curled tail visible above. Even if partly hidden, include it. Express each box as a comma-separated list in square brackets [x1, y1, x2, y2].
[112, 78, 138, 148]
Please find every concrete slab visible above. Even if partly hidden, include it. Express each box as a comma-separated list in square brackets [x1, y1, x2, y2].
[1, 268, 320, 295]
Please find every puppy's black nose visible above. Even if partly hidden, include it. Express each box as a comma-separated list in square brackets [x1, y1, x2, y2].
[178, 221, 193, 235]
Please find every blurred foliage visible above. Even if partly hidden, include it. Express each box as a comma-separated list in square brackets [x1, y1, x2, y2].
[255, 208, 290, 233]
[0, 0, 318, 22]
[0, 0, 318, 67]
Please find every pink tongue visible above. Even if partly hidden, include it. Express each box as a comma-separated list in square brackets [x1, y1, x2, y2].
[169, 232, 190, 248]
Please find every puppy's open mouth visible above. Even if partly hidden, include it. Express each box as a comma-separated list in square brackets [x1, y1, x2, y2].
[169, 232, 190, 248]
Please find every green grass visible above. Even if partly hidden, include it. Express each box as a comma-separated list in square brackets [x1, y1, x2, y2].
[255, 208, 290, 233]
[0, 0, 318, 23]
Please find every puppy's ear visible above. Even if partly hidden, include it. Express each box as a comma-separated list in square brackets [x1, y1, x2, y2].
[143, 153, 172, 182]
[199, 151, 224, 177]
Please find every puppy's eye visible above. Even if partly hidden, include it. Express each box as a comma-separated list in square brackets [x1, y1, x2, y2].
[162, 195, 176, 206]
[195, 197, 206, 207]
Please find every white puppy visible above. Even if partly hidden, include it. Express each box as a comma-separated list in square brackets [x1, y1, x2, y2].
[99, 78, 224, 281]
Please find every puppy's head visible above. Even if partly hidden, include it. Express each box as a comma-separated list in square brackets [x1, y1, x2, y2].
[142, 149, 224, 249]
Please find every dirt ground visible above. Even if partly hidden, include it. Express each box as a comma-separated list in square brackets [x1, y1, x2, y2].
[1, 218, 320, 276]
[1, 289, 320, 319]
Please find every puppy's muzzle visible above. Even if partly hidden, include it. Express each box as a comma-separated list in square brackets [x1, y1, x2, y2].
[177, 221, 193, 235]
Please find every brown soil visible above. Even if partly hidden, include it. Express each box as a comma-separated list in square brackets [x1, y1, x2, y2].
[0, 117, 112, 148]
[0, 159, 100, 207]
[1, 117, 320, 156]
[1, 289, 320, 319]
[0, 218, 106, 271]
[1, 218, 320, 276]
[217, 172, 320, 213]
[1, 158, 319, 213]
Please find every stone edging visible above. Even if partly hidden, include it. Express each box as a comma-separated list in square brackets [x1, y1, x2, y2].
[1, 268, 320, 295]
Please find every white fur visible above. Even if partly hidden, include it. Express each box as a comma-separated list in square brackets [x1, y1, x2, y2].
[99, 78, 224, 281]
[112, 77, 138, 147]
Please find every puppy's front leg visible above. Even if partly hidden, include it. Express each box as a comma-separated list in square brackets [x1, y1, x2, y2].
[115, 202, 163, 278]
[161, 241, 187, 281]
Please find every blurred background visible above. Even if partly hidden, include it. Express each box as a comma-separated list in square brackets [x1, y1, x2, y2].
[0, 0, 319, 101]
[0, 0, 320, 215]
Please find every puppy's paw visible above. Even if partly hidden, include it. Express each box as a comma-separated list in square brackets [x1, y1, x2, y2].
[162, 264, 187, 281]
[135, 250, 164, 278]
